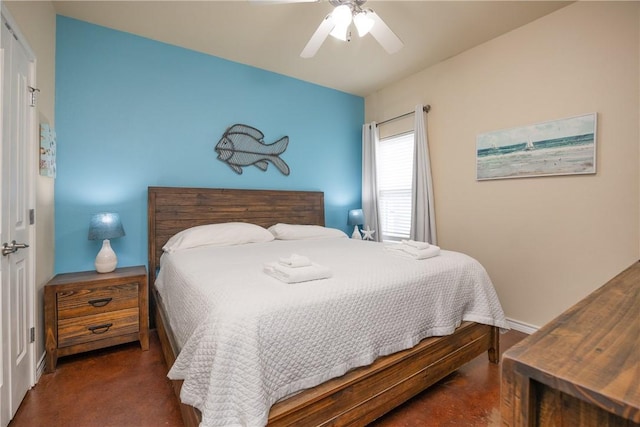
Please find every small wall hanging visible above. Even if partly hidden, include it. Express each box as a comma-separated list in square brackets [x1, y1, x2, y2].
[215, 124, 290, 175]
[39, 123, 56, 178]
[476, 113, 596, 180]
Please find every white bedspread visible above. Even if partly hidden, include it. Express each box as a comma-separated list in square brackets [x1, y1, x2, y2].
[155, 238, 509, 427]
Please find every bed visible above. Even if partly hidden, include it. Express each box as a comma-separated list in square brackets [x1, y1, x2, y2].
[147, 186, 508, 427]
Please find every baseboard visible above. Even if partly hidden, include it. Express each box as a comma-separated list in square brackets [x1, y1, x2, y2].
[506, 318, 539, 335]
[36, 351, 46, 382]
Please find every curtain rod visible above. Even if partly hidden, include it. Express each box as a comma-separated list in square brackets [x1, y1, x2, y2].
[376, 104, 431, 127]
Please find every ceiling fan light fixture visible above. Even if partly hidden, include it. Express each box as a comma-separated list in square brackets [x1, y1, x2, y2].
[331, 4, 353, 28]
[354, 10, 374, 37]
[300, 0, 404, 58]
[329, 23, 350, 41]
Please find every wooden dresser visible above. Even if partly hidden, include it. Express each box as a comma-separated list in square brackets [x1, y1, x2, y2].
[45, 265, 149, 373]
[501, 261, 639, 426]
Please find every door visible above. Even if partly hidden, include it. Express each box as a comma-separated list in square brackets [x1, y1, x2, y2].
[0, 11, 35, 427]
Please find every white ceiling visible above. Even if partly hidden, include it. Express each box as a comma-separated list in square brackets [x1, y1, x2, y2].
[52, 1, 571, 97]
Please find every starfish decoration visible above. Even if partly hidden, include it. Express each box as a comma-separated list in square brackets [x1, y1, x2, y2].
[361, 226, 376, 241]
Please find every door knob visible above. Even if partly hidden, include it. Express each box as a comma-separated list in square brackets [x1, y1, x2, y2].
[1, 240, 29, 256]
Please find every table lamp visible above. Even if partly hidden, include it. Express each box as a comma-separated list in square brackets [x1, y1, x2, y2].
[348, 209, 364, 239]
[88, 212, 125, 273]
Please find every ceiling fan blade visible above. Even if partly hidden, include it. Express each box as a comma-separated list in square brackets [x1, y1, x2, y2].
[368, 10, 404, 54]
[300, 14, 335, 58]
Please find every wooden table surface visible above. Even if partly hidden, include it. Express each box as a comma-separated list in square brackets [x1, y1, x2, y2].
[501, 261, 640, 425]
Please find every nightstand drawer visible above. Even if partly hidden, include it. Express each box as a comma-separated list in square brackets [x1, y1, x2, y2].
[57, 283, 139, 319]
[57, 308, 140, 348]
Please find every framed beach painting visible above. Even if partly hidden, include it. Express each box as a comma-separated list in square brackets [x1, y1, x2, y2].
[476, 113, 597, 180]
[40, 123, 57, 178]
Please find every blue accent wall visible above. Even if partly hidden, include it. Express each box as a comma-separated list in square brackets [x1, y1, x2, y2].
[55, 16, 363, 273]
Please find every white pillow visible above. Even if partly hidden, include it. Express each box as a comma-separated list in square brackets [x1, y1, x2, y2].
[268, 223, 348, 240]
[163, 222, 274, 253]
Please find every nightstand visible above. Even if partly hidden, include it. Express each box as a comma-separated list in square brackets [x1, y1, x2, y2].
[44, 265, 149, 373]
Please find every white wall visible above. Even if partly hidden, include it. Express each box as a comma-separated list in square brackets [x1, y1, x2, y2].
[366, 2, 639, 328]
[5, 0, 56, 365]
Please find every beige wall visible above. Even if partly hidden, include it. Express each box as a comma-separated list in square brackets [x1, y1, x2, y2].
[5, 0, 56, 364]
[366, 2, 639, 328]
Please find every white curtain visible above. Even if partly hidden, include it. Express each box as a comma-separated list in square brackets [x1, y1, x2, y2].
[410, 105, 437, 244]
[361, 122, 381, 242]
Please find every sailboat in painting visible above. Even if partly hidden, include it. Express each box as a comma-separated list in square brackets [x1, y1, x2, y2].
[524, 138, 535, 151]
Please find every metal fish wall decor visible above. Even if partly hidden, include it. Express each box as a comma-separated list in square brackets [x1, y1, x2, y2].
[215, 124, 290, 176]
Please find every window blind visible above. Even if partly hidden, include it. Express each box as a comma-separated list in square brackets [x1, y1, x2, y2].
[377, 132, 414, 241]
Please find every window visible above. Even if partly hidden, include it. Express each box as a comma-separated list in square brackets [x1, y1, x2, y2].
[377, 132, 414, 241]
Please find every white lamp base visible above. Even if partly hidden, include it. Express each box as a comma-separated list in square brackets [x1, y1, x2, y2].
[95, 239, 118, 273]
[351, 225, 362, 239]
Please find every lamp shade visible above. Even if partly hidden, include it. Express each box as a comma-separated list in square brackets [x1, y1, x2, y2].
[88, 212, 125, 241]
[331, 5, 352, 27]
[354, 10, 374, 36]
[329, 4, 353, 41]
[348, 209, 364, 226]
[329, 23, 350, 41]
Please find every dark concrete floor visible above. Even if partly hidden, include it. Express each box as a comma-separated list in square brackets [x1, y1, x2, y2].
[371, 330, 527, 427]
[10, 329, 527, 427]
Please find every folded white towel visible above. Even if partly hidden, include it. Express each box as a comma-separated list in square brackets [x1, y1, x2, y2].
[278, 253, 312, 268]
[264, 262, 332, 283]
[385, 243, 441, 260]
[401, 239, 430, 250]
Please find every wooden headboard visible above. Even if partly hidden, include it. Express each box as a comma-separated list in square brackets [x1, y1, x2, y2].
[147, 186, 325, 286]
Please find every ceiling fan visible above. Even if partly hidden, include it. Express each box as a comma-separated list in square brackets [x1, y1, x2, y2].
[297, 0, 404, 58]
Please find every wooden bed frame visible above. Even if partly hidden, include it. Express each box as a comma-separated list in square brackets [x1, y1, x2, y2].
[147, 186, 500, 427]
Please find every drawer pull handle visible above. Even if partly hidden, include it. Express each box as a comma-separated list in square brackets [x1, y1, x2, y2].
[88, 297, 112, 308]
[88, 323, 113, 334]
